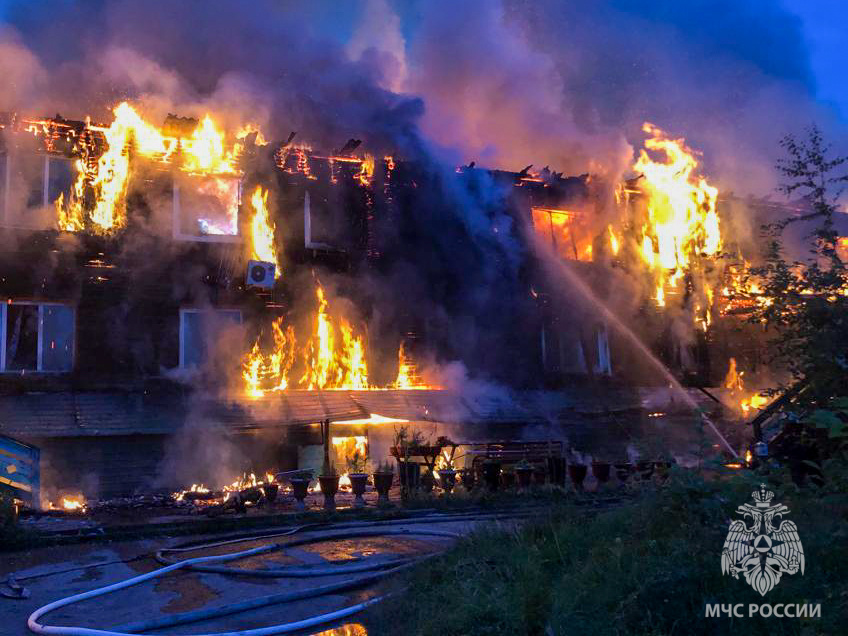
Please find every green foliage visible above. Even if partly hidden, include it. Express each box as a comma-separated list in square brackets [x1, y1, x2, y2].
[374, 460, 394, 474]
[372, 472, 848, 635]
[748, 126, 848, 409]
[346, 448, 367, 474]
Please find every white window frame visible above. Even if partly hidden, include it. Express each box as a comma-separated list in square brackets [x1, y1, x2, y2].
[0, 301, 75, 373]
[0, 153, 73, 229]
[179, 308, 243, 368]
[172, 176, 243, 243]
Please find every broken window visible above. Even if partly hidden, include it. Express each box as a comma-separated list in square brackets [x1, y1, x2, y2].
[173, 175, 241, 241]
[531, 207, 594, 262]
[1, 303, 75, 372]
[179, 309, 242, 368]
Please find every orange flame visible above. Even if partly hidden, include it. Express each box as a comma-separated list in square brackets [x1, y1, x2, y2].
[242, 317, 296, 397]
[249, 185, 281, 278]
[57, 102, 257, 232]
[301, 284, 369, 390]
[723, 357, 768, 415]
[631, 123, 720, 313]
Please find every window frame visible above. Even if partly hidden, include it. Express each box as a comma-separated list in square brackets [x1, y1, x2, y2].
[178, 307, 243, 369]
[172, 176, 243, 244]
[0, 153, 74, 230]
[0, 300, 76, 373]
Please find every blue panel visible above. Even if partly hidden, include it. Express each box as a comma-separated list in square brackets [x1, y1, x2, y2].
[0, 435, 40, 505]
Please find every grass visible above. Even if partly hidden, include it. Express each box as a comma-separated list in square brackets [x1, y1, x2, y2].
[370, 467, 848, 635]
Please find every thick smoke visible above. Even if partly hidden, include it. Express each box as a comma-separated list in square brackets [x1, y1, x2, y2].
[1, 0, 843, 389]
[349, 0, 843, 195]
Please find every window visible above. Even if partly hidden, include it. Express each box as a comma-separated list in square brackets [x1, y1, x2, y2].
[531, 207, 594, 262]
[179, 308, 242, 368]
[1, 154, 74, 229]
[173, 175, 241, 242]
[0, 302, 74, 372]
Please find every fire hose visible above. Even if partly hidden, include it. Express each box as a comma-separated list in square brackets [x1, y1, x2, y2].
[26, 524, 467, 636]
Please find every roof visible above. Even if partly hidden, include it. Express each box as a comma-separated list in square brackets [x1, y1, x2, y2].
[0, 386, 643, 438]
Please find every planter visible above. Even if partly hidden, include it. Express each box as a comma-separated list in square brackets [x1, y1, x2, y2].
[653, 461, 672, 483]
[482, 462, 501, 492]
[546, 457, 567, 487]
[614, 463, 633, 484]
[262, 483, 279, 503]
[421, 471, 436, 493]
[515, 466, 534, 489]
[318, 475, 340, 510]
[533, 467, 548, 486]
[460, 469, 476, 491]
[568, 464, 588, 490]
[636, 461, 654, 481]
[290, 478, 309, 511]
[390, 446, 445, 459]
[348, 473, 369, 508]
[438, 469, 457, 493]
[372, 472, 394, 505]
[397, 461, 421, 492]
[591, 462, 611, 484]
[501, 471, 516, 489]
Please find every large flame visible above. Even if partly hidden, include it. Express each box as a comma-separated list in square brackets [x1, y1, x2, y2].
[395, 341, 438, 389]
[242, 317, 296, 397]
[249, 185, 281, 278]
[631, 123, 720, 310]
[243, 284, 371, 395]
[56, 102, 257, 232]
[301, 285, 369, 390]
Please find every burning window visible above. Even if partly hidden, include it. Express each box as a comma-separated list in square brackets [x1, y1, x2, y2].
[1, 154, 73, 229]
[531, 207, 594, 262]
[179, 308, 242, 368]
[173, 175, 241, 241]
[1, 303, 74, 372]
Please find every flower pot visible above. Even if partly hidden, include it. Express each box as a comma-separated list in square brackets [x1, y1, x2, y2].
[482, 462, 501, 492]
[533, 467, 548, 486]
[546, 457, 567, 486]
[515, 466, 534, 489]
[318, 475, 340, 510]
[348, 473, 369, 508]
[653, 461, 672, 483]
[262, 483, 279, 503]
[438, 469, 457, 493]
[501, 471, 516, 489]
[290, 478, 309, 511]
[421, 471, 436, 493]
[591, 462, 611, 484]
[397, 461, 421, 493]
[372, 472, 394, 505]
[460, 469, 476, 491]
[636, 461, 654, 481]
[568, 464, 587, 490]
[614, 463, 632, 484]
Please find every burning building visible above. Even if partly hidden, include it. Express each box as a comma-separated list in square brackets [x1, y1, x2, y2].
[0, 100, 804, 507]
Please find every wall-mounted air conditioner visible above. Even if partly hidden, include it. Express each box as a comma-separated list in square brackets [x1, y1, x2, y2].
[246, 260, 275, 288]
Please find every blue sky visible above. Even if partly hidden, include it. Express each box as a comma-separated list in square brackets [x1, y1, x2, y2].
[782, 0, 848, 119]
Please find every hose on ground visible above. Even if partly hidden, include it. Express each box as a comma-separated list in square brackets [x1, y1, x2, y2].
[27, 528, 459, 636]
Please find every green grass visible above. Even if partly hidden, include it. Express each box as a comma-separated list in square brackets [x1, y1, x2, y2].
[371, 468, 848, 635]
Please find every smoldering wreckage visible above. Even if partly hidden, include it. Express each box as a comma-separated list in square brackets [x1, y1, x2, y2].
[0, 85, 840, 632]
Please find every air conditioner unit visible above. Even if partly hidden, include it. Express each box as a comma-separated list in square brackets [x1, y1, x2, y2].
[246, 260, 275, 288]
